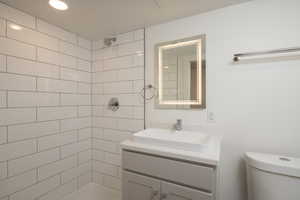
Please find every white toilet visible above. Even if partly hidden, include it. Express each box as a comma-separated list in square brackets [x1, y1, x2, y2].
[245, 152, 300, 200]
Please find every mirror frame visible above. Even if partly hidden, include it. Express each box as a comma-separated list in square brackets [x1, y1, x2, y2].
[154, 34, 206, 109]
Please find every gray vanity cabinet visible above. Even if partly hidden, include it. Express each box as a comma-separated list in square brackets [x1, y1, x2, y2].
[122, 150, 218, 200]
[123, 171, 160, 200]
[161, 182, 212, 200]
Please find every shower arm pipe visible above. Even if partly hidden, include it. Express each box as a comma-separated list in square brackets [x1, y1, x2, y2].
[233, 46, 300, 62]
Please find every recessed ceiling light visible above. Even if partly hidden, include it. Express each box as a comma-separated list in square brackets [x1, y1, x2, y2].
[9, 24, 22, 30]
[49, 0, 68, 10]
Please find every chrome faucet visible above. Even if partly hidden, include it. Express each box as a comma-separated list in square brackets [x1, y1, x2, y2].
[174, 119, 182, 131]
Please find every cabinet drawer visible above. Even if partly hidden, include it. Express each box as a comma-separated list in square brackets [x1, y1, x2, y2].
[162, 181, 212, 200]
[122, 150, 215, 191]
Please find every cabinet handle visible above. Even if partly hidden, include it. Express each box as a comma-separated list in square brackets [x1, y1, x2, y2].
[160, 193, 168, 200]
[151, 190, 159, 199]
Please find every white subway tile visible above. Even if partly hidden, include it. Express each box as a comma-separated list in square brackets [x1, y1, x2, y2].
[61, 139, 91, 158]
[103, 81, 133, 94]
[92, 60, 103, 72]
[133, 53, 144, 66]
[92, 150, 105, 161]
[78, 106, 92, 117]
[134, 29, 144, 40]
[37, 19, 77, 44]
[0, 161, 7, 180]
[78, 172, 92, 188]
[93, 117, 117, 129]
[104, 152, 121, 166]
[78, 149, 92, 164]
[0, 139, 36, 162]
[37, 48, 76, 68]
[133, 106, 144, 119]
[61, 117, 91, 132]
[0, 37, 36, 60]
[117, 67, 143, 81]
[38, 156, 77, 181]
[0, 170, 36, 198]
[37, 107, 77, 121]
[118, 40, 143, 56]
[92, 128, 103, 139]
[103, 55, 134, 70]
[91, 95, 105, 106]
[94, 47, 117, 61]
[119, 93, 143, 106]
[78, 82, 91, 94]
[61, 162, 91, 184]
[0, 127, 7, 144]
[38, 179, 77, 200]
[94, 70, 118, 83]
[92, 171, 103, 185]
[0, 19, 5, 36]
[92, 40, 104, 50]
[8, 92, 59, 107]
[78, 37, 91, 50]
[61, 68, 91, 82]
[0, 91, 6, 108]
[0, 108, 36, 126]
[8, 148, 59, 176]
[0, 73, 36, 91]
[117, 118, 144, 132]
[61, 94, 91, 106]
[10, 175, 60, 200]
[7, 56, 59, 79]
[102, 129, 132, 142]
[133, 80, 144, 93]
[0, 55, 6, 72]
[103, 175, 121, 190]
[78, 127, 92, 140]
[92, 83, 103, 94]
[7, 22, 59, 51]
[116, 32, 134, 45]
[37, 78, 77, 93]
[93, 139, 118, 153]
[59, 41, 78, 57]
[8, 121, 59, 142]
[77, 46, 91, 61]
[77, 59, 91, 72]
[37, 130, 77, 151]
[93, 161, 118, 176]
[0, 3, 35, 29]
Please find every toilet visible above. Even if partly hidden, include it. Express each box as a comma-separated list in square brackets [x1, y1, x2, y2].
[245, 152, 300, 200]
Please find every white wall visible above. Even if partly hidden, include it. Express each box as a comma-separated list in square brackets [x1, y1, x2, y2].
[145, 0, 300, 200]
[0, 2, 93, 199]
[91, 30, 145, 191]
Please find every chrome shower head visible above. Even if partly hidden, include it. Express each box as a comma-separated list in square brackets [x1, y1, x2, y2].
[104, 37, 117, 47]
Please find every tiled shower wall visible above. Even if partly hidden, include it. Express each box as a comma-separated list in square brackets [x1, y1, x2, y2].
[91, 30, 145, 191]
[0, 3, 93, 200]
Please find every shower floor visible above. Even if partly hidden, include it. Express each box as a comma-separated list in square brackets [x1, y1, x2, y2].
[62, 183, 121, 200]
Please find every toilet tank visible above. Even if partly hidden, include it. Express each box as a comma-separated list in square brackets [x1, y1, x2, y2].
[245, 152, 300, 200]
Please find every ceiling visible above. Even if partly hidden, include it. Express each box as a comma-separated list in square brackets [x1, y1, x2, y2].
[0, 0, 249, 40]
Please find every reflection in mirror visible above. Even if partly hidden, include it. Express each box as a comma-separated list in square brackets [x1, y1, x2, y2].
[155, 35, 206, 109]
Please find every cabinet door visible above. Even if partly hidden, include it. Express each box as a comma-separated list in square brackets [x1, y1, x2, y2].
[161, 182, 212, 200]
[123, 171, 160, 200]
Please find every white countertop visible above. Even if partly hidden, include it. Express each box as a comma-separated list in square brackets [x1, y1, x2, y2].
[121, 135, 221, 166]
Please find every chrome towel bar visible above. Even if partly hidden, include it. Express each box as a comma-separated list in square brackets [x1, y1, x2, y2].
[233, 47, 300, 62]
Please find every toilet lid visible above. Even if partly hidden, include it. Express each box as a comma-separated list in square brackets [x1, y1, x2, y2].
[245, 152, 300, 178]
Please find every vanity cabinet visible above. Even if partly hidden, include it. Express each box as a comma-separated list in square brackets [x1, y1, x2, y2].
[123, 171, 212, 200]
[122, 150, 218, 200]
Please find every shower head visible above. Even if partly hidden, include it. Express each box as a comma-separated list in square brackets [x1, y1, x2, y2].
[104, 37, 117, 47]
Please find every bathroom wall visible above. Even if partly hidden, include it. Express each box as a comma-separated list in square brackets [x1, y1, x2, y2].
[145, 0, 300, 200]
[0, 2, 93, 200]
[91, 30, 144, 191]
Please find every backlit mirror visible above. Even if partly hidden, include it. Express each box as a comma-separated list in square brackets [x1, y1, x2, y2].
[155, 35, 206, 109]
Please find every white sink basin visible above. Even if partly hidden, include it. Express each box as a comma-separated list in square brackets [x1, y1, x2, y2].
[133, 128, 209, 152]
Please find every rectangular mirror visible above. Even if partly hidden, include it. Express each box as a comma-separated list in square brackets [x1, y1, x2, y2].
[155, 35, 206, 109]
